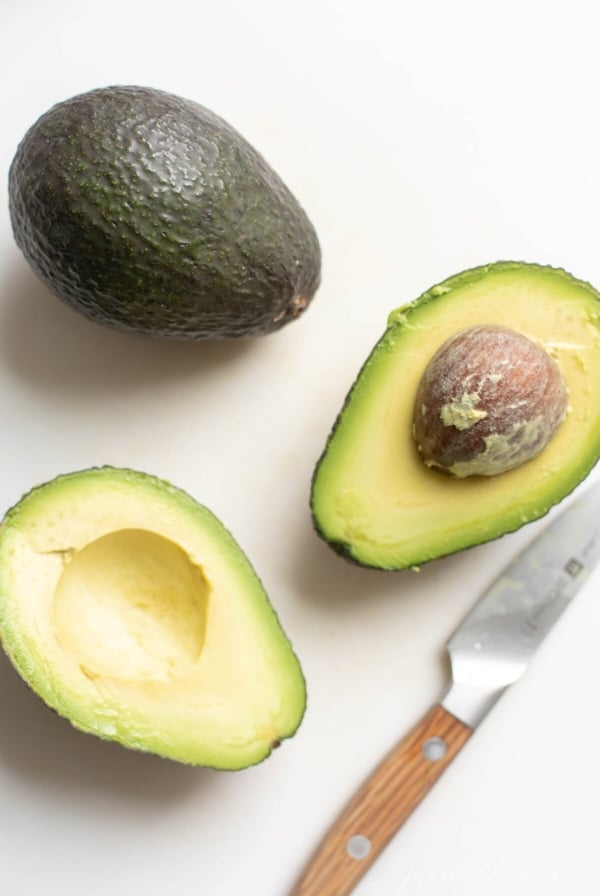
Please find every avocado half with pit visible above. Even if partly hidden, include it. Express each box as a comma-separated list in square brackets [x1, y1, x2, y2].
[311, 262, 600, 570]
[0, 468, 306, 768]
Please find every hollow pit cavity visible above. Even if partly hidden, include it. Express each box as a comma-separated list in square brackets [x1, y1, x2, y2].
[52, 529, 209, 682]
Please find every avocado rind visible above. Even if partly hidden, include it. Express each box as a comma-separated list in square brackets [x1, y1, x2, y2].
[311, 262, 600, 571]
[9, 86, 321, 340]
[0, 467, 306, 768]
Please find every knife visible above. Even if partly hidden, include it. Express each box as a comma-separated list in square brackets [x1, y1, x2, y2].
[290, 480, 600, 896]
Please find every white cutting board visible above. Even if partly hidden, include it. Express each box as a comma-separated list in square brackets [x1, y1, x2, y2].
[1, 2, 599, 893]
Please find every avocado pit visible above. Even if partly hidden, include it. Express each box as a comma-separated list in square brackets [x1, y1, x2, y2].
[412, 324, 569, 477]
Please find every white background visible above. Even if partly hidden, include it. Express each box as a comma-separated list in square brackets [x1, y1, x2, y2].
[1, 1, 600, 894]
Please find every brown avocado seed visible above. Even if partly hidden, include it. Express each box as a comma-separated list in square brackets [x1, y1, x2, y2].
[412, 324, 568, 477]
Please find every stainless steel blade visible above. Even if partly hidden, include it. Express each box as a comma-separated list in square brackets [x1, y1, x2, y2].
[442, 479, 600, 728]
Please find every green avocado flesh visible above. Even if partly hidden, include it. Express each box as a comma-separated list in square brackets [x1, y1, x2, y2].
[8, 86, 321, 340]
[311, 262, 600, 570]
[0, 468, 306, 768]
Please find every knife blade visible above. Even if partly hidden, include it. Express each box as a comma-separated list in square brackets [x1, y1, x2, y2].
[290, 480, 600, 896]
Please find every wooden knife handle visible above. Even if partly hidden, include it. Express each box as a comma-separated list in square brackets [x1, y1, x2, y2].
[289, 704, 472, 896]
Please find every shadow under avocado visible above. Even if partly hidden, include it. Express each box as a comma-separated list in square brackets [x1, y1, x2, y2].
[0, 647, 223, 803]
[0, 259, 258, 399]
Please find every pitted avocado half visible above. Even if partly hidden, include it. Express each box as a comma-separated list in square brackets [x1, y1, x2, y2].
[0, 468, 305, 768]
[311, 262, 600, 570]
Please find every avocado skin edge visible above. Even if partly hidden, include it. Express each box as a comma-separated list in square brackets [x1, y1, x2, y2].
[310, 261, 600, 571]
[9, 86, 321, 341]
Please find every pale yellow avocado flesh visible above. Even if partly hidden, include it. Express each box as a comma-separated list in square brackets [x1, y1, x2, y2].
[0, 468, 306, 768]
[311, 263, 600, 569]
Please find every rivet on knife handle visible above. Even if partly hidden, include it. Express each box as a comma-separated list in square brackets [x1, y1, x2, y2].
[289, 705, 472, 896]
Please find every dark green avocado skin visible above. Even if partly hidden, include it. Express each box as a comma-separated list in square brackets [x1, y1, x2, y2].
[9, 86, 321, 340]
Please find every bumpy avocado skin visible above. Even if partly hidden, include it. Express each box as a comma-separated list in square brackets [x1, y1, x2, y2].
[9, 86, 321, 340]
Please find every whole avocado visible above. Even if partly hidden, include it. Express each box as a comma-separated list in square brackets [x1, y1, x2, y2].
[9, 86, 321, 340]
